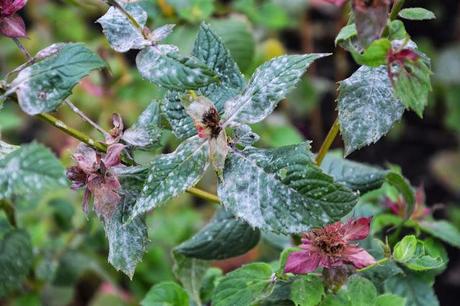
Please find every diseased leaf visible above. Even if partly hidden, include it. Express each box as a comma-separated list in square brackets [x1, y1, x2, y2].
[172, 251, 209, 306]
[136, 47, 219, 90]
[218, 143, 358, 234]
[352, 0, 390, 48]
[123, 101, 162, 148]
[212, 263, 274, 306]
[97, 1, 150, 52]
[104, 166, 149, 279]
[0, 229, 33, 298]
[385, 271, 439, 306]
[399, 8, 436, 21]
[175, 207, 260, 260]
[420, 220, 460, 248]
[0, 140, 18, 160]
[290, 275, 325, 306]
[129, 137, 209, 221]
[223, 54, 329, 125]
[11, 43, 106, 115]
[338, 66, 405, 155]
[0, 143, 67, 200]
[320, 153, 388, 193]
[163, 23, 244, 140]
[141, 282, 189, 306]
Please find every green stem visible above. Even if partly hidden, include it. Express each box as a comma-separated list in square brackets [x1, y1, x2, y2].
[390, 0, 406, 21]
[357, 257, 390, 273]
[315, 118, 340, 166]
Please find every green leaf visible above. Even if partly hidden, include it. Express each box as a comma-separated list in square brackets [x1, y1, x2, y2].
[393, 236, 444, 271]
[11, 43, 106, 115]
[338, 65, 405, 155]
[385, 272, 439, 306]
[218, 143, 358, 234]
[141, 282, 189, 306]
[335, 24, 357, 46]
[104, 166, 149, 279]
[129, 137, 209, 221]
[223, 54, 330, 125]
[391, 51, 432, 117]
[320, 152, 388, 193]
[420, 220, 460, 248]
[375, 294, 406, 306]
[399, 8, 436, 21]
[347, 276, 378, 306]
[97, 2, 149, 52]
[352, 39, 391, 67]
[393, 235, 418, 263]
[290, 275, 325, 306]
[172, 251, 209, 306]
[208, 18, 256, 71]
[175, 207, 260, 260]
[0, 140, 18, 160]
[212, 263, 274, 306]
[136, 47, 219, 90]
[0, 229, 33, 298]
[388, 20, 408, 40]
[0, 143, 67, 200]
[123, 101, 162, 148]
[385, 172, 415, 220]
[200, 267, 223, 304]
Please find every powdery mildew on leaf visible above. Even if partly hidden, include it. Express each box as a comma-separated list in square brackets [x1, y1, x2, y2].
[96, 1, 150, 52]
[11, 43, 106, 115]
[218, 143, 358, 234]
[123, 101, 162, 148]
[136, 47, 218, 91]
[129, 137, 209, 221]
[0, 140, 18, 160]
[0, 143, 67, 200]
[0, 230, 33, 298]
[320, 153, 388, 193]
[104, 166, 149, 279]
[175, 207, 260, 260]
[338, 66, 405, 156]
[162, 23, 242, 140]
[223, 54, 330, 125]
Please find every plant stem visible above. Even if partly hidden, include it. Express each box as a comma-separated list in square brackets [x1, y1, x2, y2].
[315, 118, 340, 166]
[188, 187, 220, 203]
[357, 257, 390, 273]
[12, 38, 32, 59]
[390, 0, 406, 21]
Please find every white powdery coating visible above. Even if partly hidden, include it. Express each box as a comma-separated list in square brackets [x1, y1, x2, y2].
[11, 43, 106, 115]
[218, 147, 357, 235]
[0, 140, 19, 160]
[129, 137, 210, 220]
[96, 3, 150, 53]
[0, 143, 67, 199]
[223, 53, 330, 126]
[122, 101, 162, 147]
[338, 65, 405, 155]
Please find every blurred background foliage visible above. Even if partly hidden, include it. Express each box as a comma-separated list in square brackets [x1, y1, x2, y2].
[0, 0, 459, 305]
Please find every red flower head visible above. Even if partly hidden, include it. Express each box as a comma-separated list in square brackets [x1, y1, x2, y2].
[285, 217, 376, 274]
[385, 185, 430, 220]
[67, 143, 125, 219]
[0, 0, 27, 38]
